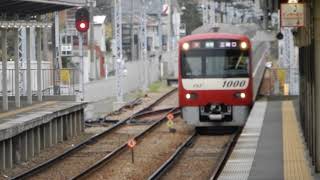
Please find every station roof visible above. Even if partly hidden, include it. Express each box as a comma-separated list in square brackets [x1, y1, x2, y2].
[0, 0, 86, 15]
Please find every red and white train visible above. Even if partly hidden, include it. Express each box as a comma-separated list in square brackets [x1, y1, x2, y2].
[178, 25, 268, 127]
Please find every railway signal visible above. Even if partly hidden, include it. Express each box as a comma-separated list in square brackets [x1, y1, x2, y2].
[75, 8, 90, 33]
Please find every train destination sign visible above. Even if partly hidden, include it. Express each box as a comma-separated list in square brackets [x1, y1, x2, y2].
[281, 3, 306, 27]
[183, 40, 246, 51]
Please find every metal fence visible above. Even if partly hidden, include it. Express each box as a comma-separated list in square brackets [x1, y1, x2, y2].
[260, 68, 300, 96]
[0, 68, 80, 96]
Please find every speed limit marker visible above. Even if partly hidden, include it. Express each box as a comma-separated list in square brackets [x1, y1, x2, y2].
[127, 139, 137, 148]
[167, 113, 174, 121]
[127, 139, 137, 163]
[167, 120, 174, 128]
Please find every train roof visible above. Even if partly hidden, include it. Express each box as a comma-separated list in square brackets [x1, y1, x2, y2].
[192, 23, 260, 37]
[179, 33, 250, 44]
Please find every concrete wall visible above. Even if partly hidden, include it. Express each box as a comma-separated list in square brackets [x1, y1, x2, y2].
[161, 49, 178, 79]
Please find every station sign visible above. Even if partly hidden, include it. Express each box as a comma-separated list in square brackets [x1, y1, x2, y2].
[183, 40, 244, 51]
[61, 45, 72, 52]
[281, 3, 306, 27]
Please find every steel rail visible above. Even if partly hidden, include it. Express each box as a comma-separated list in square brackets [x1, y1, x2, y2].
[71, 108, 180, 180]
[11, 88, 177, 180]
[148, 127, 240, 180]
[209, 128, 242, 180]
[148, 132, 197, 180]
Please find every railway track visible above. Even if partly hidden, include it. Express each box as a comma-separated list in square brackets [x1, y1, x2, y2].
[75, 115, 194, 180]
[12, 89, 177, 180]
[148, 129, 240, 180]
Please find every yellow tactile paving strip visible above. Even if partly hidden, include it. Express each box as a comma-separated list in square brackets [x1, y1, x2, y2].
[0, 101, 57, 120]
[282, 101, 313, 180]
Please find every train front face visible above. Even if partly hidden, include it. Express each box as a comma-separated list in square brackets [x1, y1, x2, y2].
[178, 34, 253, 127]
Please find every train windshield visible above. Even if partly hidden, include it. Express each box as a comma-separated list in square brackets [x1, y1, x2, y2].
[181, 49, 249, 78]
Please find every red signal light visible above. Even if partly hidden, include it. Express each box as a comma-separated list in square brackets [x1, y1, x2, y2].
[76, 20, 89, 32]
[80, 22, 86, 29]
[75, 8, 90, 33]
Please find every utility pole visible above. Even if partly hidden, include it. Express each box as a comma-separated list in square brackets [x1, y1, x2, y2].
[219, 2, 223, 23]
[209, 0, 215, 25]
[18, 27, 26, 95]
[159, 0, 163, 51]
[140, 0, 148, 91]
[130, 0, 134, 61]
[168, 0, 173, 51]
[114, 0, 125, 104]
[53, 12, 61, 95]
[202, 0, 209, 25]
[89, 0, 96, 80]
[224, 2, 228, 23]
[263, 0, 268, 29]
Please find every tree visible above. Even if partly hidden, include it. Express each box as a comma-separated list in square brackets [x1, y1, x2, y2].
[178, 0, 202, 35]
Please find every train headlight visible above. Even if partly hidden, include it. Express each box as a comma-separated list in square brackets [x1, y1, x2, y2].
[240, 93, 246, 99]
[185, 93, 197, 100]
[240, 42, 248, 50]
[235, 92, 246, 99]
[182, 43, 190, 51]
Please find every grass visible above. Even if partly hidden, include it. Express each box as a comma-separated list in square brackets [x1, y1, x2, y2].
[126, 80, 168, 101]
[126, 89, 145, 100]
[148, 81, 165, 93]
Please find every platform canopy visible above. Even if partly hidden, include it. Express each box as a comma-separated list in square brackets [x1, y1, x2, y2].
[0, 0, 86, 15]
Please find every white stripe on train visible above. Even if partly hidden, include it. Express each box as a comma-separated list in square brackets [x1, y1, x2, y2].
[182, 78, 250, 91]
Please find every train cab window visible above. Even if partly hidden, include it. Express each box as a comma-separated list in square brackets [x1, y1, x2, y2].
[184, 57, 202, 76]
[181, 49, 249, 78]
[205, 56, 225, 76]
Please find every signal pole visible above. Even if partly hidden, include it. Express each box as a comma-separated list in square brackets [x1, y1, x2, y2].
[75, 8, 90, 101]
[114, 0, 125, 103]
[79, 32, 85, 101]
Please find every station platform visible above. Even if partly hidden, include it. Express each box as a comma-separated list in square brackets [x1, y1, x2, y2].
[219, 98, 315, 180]
[0, 101, 87, 170]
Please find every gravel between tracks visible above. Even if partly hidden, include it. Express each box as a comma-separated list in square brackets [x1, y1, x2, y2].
[85, 117, 194, 180]
[28, 124, 151, 180]
[161, 135, 232, 180]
